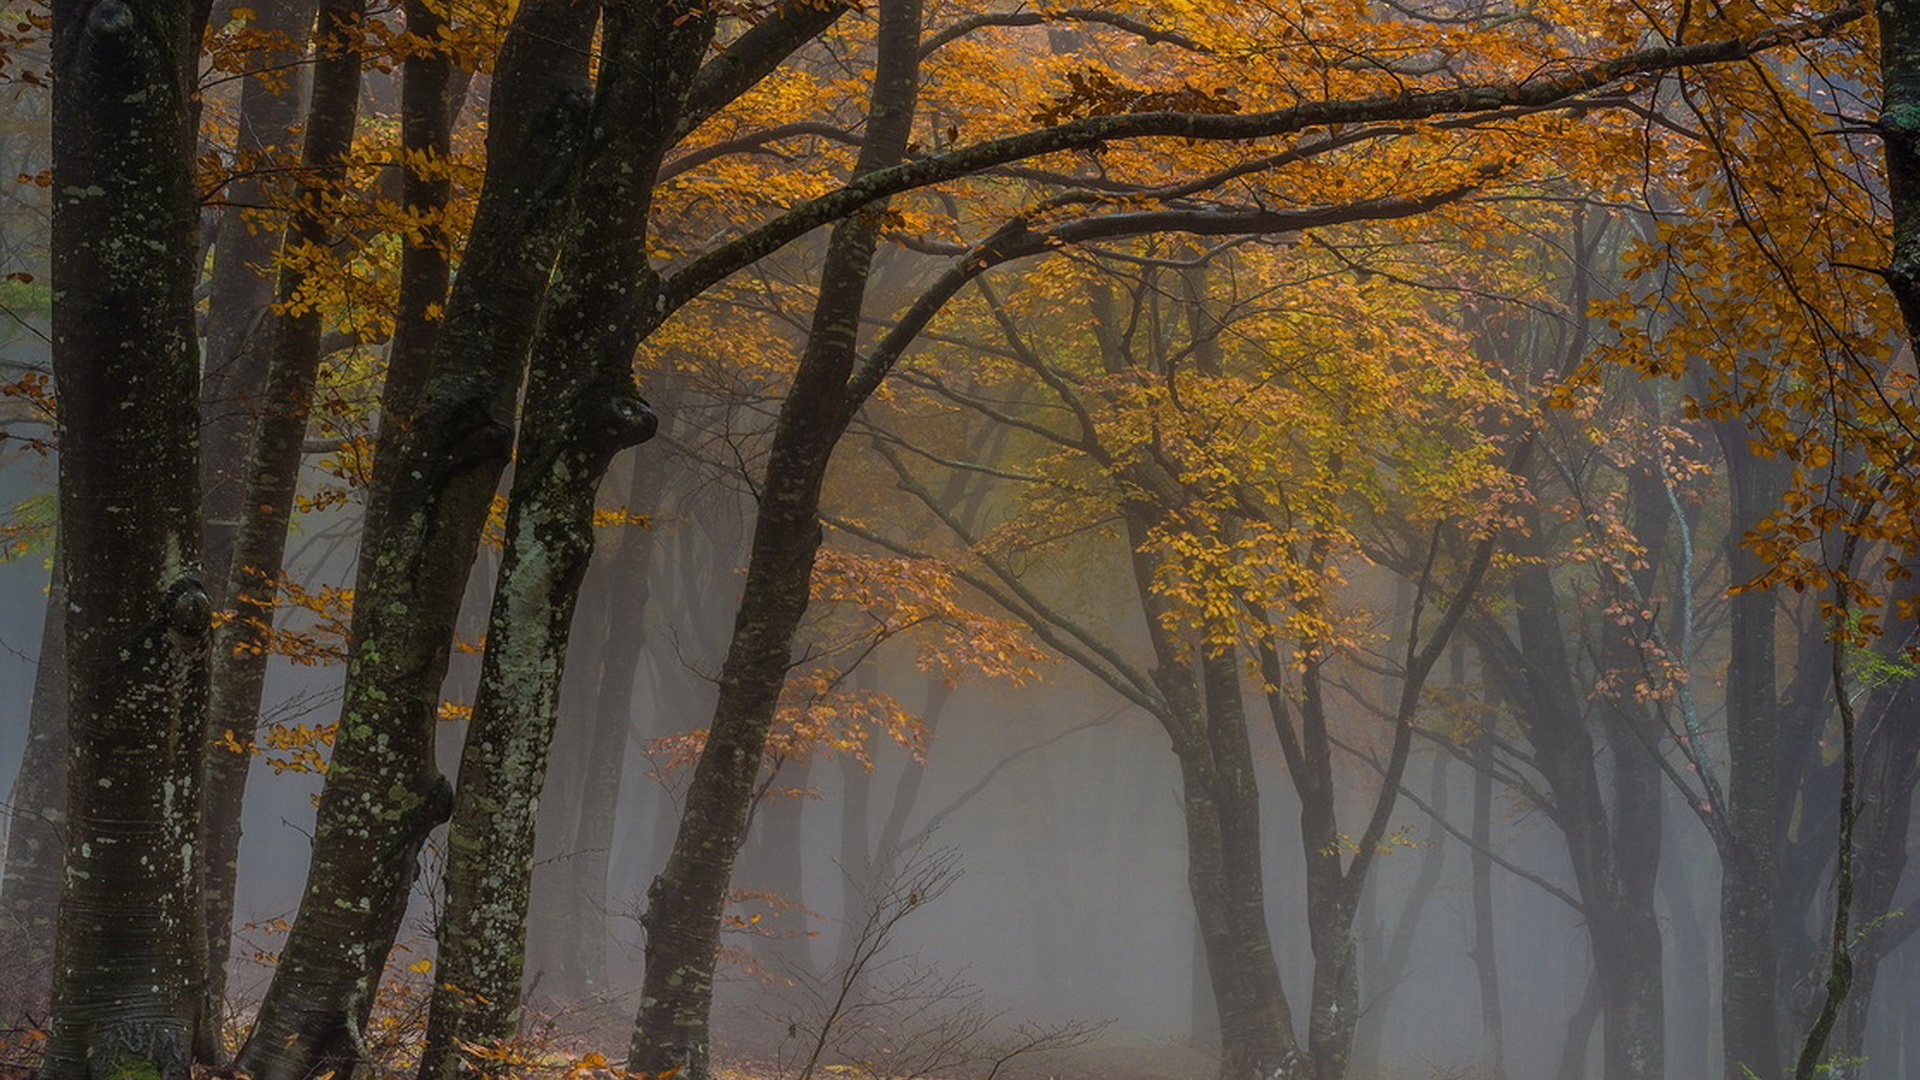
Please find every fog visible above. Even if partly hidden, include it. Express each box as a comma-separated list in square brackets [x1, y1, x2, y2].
[10, 396, 1914, 1077]
[6, 5, 1920, 1079]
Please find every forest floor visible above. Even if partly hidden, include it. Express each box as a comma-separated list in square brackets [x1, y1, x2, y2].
[713, 1044, 1221, 1080]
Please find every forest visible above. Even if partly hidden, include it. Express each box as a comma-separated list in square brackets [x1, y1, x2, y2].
[0, 0, 1917, 1079]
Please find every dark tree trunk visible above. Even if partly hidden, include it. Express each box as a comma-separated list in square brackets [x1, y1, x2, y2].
[1711, 423, 1785, 1080]
[1844, 11, 1920, 1068]
[1469, 734, 1505, 1077]
[1824, 598, 1920, 1068]
[628, 4, 920, 1075]
[1470, 487, 1664, 1080]
[43, 0, 211, 1074]
[1291, 660, 1359, 1080]
[1557, 973, 1603, 1080]
[1162, 650, 1300, 1080]
[199, 0, 315, 592]
[1123, 510, 1298, 1080]
[358, 0, 454, 561]
[1879, 0, 1920, 343]
[199, 0, 356, 1045]
[415, 1, 741, 1070]
[0, 540, 66, 1020]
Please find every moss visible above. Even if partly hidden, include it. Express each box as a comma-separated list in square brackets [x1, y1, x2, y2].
[101, 1053, 164, 1080]
[1883, 101, 1920, 138]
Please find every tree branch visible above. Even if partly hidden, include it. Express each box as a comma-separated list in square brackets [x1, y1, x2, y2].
[659, 3, 1862, 313]
[920, 8, 1210, 57]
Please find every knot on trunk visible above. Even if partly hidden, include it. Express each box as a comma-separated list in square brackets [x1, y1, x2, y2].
[86, 0, 134, 35]
[165, 576, 210, 638]
[587, 391, 659, 458]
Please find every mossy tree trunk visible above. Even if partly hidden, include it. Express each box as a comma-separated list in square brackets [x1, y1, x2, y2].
[234, 3, 598, 1076]
[43, 0, 211, 1075]
[413, 1, 747, 1070]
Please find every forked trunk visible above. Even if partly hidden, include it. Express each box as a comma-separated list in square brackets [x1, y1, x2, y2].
[235, 5, 598, 1076]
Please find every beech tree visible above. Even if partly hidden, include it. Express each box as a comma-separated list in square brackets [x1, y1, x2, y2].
[20, 3, 1920, 1080]
[41, 0, 210, 1075]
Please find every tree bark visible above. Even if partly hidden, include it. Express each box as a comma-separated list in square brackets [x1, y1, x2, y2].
[43, 0, 210, 1073]
[1467, 483, 1665, 1080]
[200, 0, 356, 1044]
[1172, 644, 1301, 1080]
[199, 0, 316, 593]
[1118, 502, 1300, 1080]
[628, 4, 921, 1076]
[358, 0, 454, 564]
[235, 5, 598, 1076]
[1821, 594, 1920, 1071]
[1711, 422, 1785, 1080]
[1469, 734, 1505, 1078]
[415, 1, 740, 1070]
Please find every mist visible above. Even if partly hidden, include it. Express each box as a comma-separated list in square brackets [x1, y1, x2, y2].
[5, 3, 1920, 1080]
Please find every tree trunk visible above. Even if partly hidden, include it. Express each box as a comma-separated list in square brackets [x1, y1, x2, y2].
[1132, 527, 1298, 1080]
[43, 0, 210, 1073]
[415, 3, 739, 1072]
[1469, 734, 1505, 1078]
[199, 0, 315, 593]
[1878, 0, 1920, 343]
[1163, 657, 1300, 1080]
[358, 0, 454, 564]
[1557, 972, 1602, 1080]
[1825, 610, 1920, 1069]
[235, 5, 598, 1076]
[1712, 424, 1785, 1080]
[1475, 492, 1664, 1080]
[628, 4, 920, 1075]
[200, 0, 356, 1044]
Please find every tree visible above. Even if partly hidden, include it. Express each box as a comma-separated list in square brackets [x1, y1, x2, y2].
[42, 0, 210, 1074]
[20, 3, 1898, 1080]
